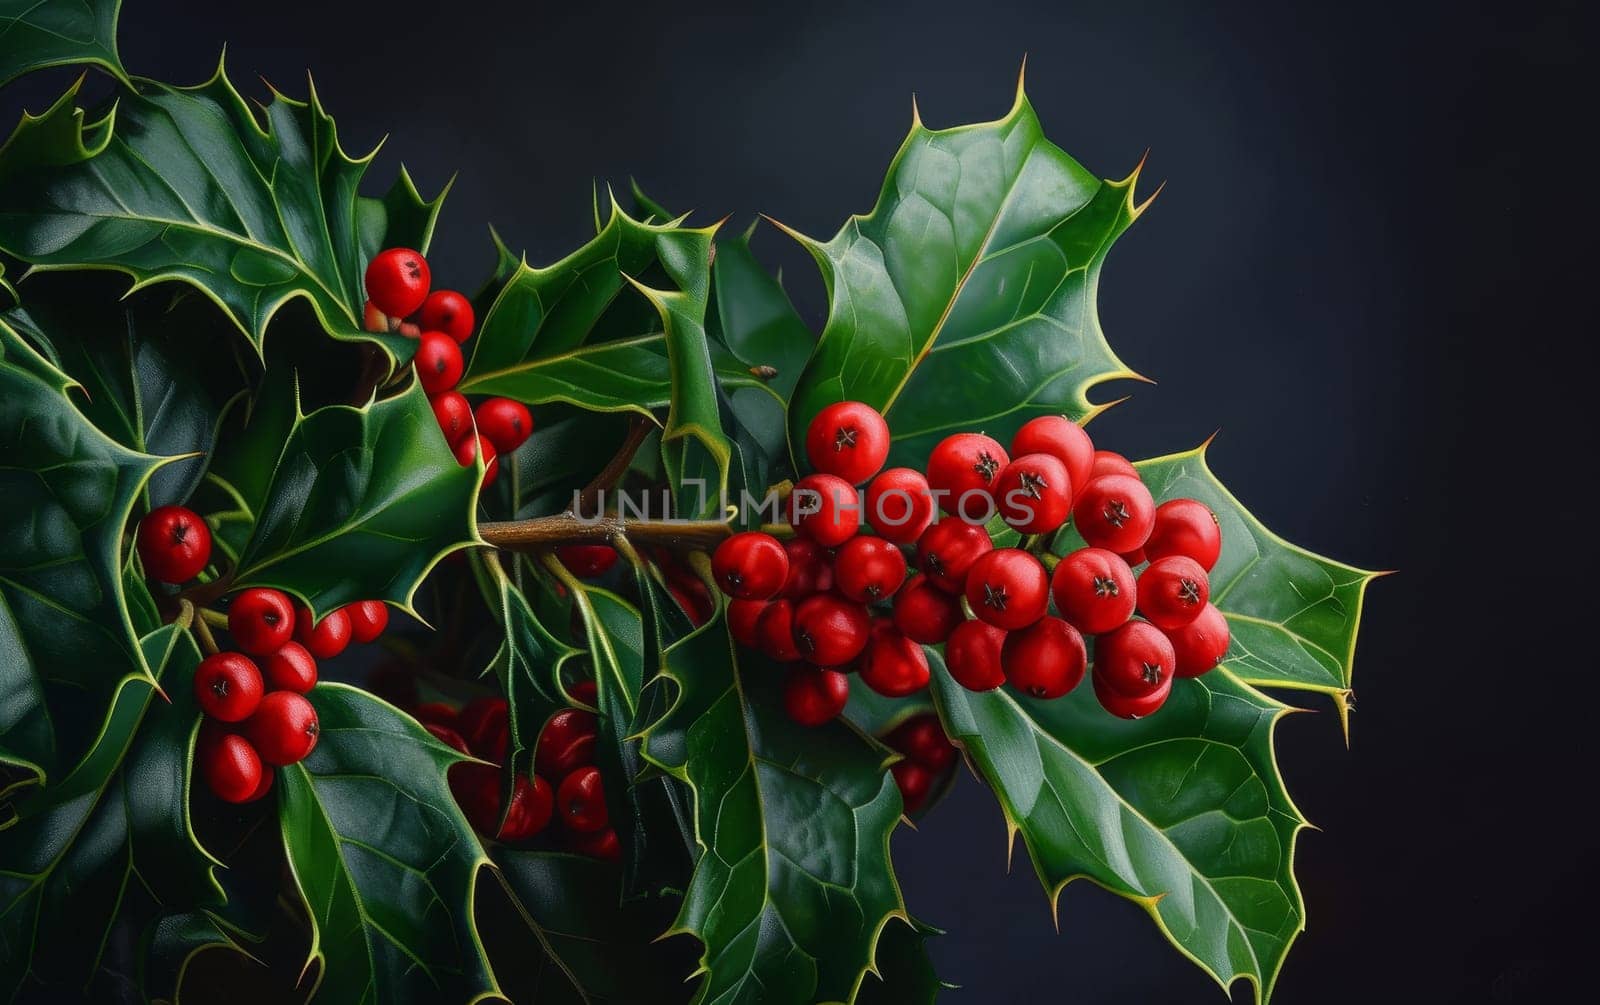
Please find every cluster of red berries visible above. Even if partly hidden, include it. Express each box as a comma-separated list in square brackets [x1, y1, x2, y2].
[191, 588, 389, 802]
[711, 402, 1232, 726]
[414, 683, 619, 860]
[880, 714, 957, 813]
[363, 247, 534, 486]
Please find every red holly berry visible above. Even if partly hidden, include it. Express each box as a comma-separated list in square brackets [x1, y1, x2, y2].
[458, 697, 509, 751]
[346, 600, 388, 644]
[668, 580, 712, 627]
[1165, 603, 1230, 678]
[782, 665, 850, 726]
[1050, 548, 1137, 635]
[425, 722, 472, 755]
[557, 544, 618, 579]
[557, 766, 609, 833]
[865, 467, 936, 544]
[568, 679, 598, 706]
[965, 549, 1049, 631]
[994, 453, 1073, 534]
[1090, 450, 1139, 480]
[926, 432, 1009, 523]
[793, 594, 871, 666]
[572, 826, 622, 861]
[500, 774, 555, 840]
[365, 248, 431, 317]
[430, 391, 473, 445]
[1095, 620, 1177, 698]
[1010, 416, 1095, 502]
[1001, 616, 1087, 699]
[891, 760, 933, 813]
[756, 600, 803, 662]
[944, 618, 1007, 691]
[261, 641, 318, 694]
[779, 538, 835, 599]
[137, 505, 212, 583]
[227, 588, 295, 655]
[535, 708, 598, 779]
[476, 398, 534, 453]
[202, 732, 264, 803]
[789, 474, 861, 547]
[242, 766, 275, 804]
[712, 531, 790, 600]
[1145, 498, 1222, 571]
[246, 691, 320, 766]
[886, 715, 955, 773]
[1072, 474, 1156, 554]
[1120, 548, 1148, 568]
[1138, 556, 1210, 630]
[805, 401, 891, 484]
[193, 652, 264, 722]
[448, 762, 501, 835]
[419, 289, 475, 343]
[1093, 669, 1172, 719]
[727, 599, 768, 649]
[294, 605, 351, 660]
[859, 622, 931, 697]
[454, 432, 500, 487]
[915, 520, 993, 595]
[834, 536, 908, 603]
[415, 331, 463, 395]
[891, 574, 964, 644]
[413, 701, 458, 728]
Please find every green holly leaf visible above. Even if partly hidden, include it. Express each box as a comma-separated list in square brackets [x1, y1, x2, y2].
[929, 652, 1308, 1004]
[855, 917, 949, 1005]
[707, 224, 813, 404]
[783, 77, 1146, 470]
[229, 382, 482, 620]
[277, 683, 501, 1004]
[0, 317, 166, 783]
[0, 626, 230, 1001]
[1130, 442, 1383, 730]
[0, 65, 427, 368]
[357, 166, 450, 261]
[504, 408, 633, 519]
[0, 0, 129, 88]
[639, 594, 911, 1004]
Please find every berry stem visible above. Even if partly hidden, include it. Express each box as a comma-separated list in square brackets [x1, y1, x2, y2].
[480, 513, 790, 553]
[190, 607, 222, 656]
[570, 417, 654, 518]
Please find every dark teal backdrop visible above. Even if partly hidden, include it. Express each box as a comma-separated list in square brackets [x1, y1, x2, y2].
[4, 0, 1587, 1000]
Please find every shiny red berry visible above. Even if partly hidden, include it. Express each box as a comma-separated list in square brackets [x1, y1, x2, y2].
[557, 544, 618, 579]
[834, 536, 908, 603]
[536, 708, 598, 779]
[783, 665, 850, 726]
[346, 600, 388, 643]
[1164, 603, 1230, 678]
[458, 697, 509, 756]
[415, 331, 463, 395]
[1051, 548, 1137, 635]
[859, 622, 931, 697]
[886, 715, 955, 773]
[365, 248, 430, 317]
[419, 289, 475, 343]
[944, 618, 1007, 691]
[242, 765, 275, 803]
[1120, 548, 1148, 568]
[926, 432, 1009, 523]
[965, 549, 1049, 631]
[891, 760, 933, 813]
[712, 531, 790, 600]
[728, 599, 768, 649]
[430, 391, 473, 445]
[756, 600, 803, 662]
[1010, 416, 1094, 502]
[294, 605, 351, 660]
[916, 520, 993, 595]
[1093, 668, 1172, 719]
[448, 762, 501, 835]
[261, 641, 318, 693]
[227, 588, 295, 655]
[572, 826, 622, 861]
[413, 702, 459, 728]
[500, 774, 555, 841]
[137, 505, 212, 583]
[246, 691, 319, 766]
[805, 401, 890, 484]
[1138, 556, 1210, 630]
[476, 398, 534, 453]
[194, 653, 263, 722]
[793, 594, 871, 666]
[568, 679, 598, 706]
[891, 574, 964, 644]
[789, 474, 861, 547]
[202, 732, 264, 803]
[425, 721, 472, 755]
[865, 467, 936, 544]
[454, 432, 500, 487]
[994, 452, 1073, 534]
[1072, 474, 1156, 554]
[779, 538, 835, 598]
[1145, 498, 1222, 571]
[1090, 450, 1139, 480]
[1095, 620, 1177, 698]
[1001, 616, 1087, 699]
[558, 766, 609, 833]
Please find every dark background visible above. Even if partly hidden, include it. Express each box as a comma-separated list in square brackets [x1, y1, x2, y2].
[6, 0, 1590, 1000]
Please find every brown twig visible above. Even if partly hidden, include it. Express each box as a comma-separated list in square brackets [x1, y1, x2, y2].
[480, 513, 743, 553]
[570, 417, 654, 518]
